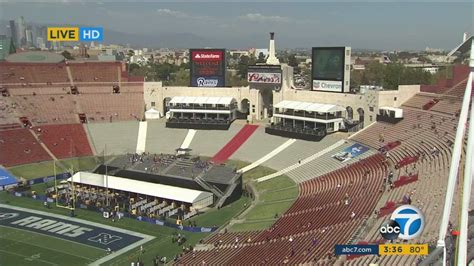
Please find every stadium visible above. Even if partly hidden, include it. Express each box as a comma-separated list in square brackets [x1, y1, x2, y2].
[0, 29, 473, 266]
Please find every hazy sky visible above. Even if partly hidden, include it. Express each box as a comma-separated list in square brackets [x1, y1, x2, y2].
[1, 1, 472, 50]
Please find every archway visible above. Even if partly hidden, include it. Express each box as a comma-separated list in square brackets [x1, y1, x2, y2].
[357, 107, 365, 128]
[346, 106, 354, 120]
[240, 99, 250, 116]
[163, 97, 172, 114]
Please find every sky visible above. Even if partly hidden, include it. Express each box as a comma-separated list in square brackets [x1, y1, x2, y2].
[0, 1, 473, 50]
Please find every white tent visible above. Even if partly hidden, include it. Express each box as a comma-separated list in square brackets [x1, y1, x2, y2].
[274, 100, 346, 113]
[145, 108, 161, 119]
[69, 172, 214, 208]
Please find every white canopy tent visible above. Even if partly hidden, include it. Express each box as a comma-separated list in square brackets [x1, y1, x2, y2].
[69, 172, 213, 208]
[145, 108, 161, 119]
[379, 106, 403, 118]
[274, 100, 346, 113]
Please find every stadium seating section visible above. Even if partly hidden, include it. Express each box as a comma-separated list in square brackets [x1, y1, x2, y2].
[33, 124, 94, 159]
[68, 62, 121, 83]
[178, 154, 387, 265]
[0, 63, 70, 84]
[0, 128, 51, 167]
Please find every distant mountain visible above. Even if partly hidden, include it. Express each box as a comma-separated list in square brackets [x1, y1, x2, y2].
[103, 29, 213, 49]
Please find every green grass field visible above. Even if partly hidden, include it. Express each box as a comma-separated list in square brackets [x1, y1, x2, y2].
[1, 157, 295, 264]
[227, 163, 299, 232]
[8, 156, 101, 180]
[0, 226, 105, 266]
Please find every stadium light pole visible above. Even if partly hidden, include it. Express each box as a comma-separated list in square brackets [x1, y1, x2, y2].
[437, 40, 473, 265]
[105, 144, 109, 207]
[456, 41, 474, 266]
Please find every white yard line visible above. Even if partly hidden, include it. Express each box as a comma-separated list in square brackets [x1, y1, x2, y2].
[179, 129, 197, 151]
[238, 139, 297, 173]
[136, 121, 148, 154]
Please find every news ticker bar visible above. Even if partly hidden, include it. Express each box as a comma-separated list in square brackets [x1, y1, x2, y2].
[335, 244, 429, 256]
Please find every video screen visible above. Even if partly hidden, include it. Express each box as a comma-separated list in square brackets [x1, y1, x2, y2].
[312, 48, 344, 81]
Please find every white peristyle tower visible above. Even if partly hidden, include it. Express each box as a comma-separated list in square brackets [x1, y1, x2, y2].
[266, 32, 280, 65]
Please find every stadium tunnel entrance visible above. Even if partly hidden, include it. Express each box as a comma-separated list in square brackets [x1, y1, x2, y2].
[357, 107, 365, 128]
[346, 106, 354, 120]
[239, 98, 250, 119]
[260, 88, 273, 119]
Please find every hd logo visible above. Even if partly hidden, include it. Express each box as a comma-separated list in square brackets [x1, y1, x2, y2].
[380, 205, 424, 240]
[47, 27, 103, 41]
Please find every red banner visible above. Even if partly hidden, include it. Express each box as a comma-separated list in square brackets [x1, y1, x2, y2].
[191, 51, 223, 62]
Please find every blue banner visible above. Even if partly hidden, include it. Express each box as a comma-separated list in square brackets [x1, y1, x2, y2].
[335, 244, 379, 255]
[332, 143, 370, 162]
[28, 172, 71, 186]
[0, 168, 18, 187]
[191, 76, 225, 87]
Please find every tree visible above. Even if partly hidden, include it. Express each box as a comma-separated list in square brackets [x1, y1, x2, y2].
[61, 50, 74, 60]
[236, 55, 256, 80]
[364, 61, 384, 86]
[256, 52, 266, 63]
[383, 63, 404, 89]
[288, 54, 298, 68]
[169, 68, 189, 86]
[350, 70, 364, 89]
[128, 63, 141, 73]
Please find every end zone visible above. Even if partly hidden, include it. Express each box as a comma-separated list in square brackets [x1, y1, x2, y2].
[0, 204, 154, 265]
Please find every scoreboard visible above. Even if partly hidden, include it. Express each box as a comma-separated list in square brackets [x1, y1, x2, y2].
[189, 49, 226, 87]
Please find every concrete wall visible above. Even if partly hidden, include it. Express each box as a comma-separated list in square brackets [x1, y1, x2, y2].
[144, 82, 267, 119]
[143, 75, 420, 123]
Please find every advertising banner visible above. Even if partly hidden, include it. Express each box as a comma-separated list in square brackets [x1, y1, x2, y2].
[247, 65, 282, 90]
[248, 72, 281, 84]
[312, 80, 343, 92]
[191, 76, 225, 87]
[332, 143, 369, 162]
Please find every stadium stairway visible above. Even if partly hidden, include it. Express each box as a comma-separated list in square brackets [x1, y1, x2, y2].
[136, 121, 147, 154]
[285, 142, 377, 184]
[211, 124, 258, 164]
[257, 139, 346, 183]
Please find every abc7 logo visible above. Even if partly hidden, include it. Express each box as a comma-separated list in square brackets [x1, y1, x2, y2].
[380, 205, 424, 240]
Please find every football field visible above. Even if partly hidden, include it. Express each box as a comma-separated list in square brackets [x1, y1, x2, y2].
[0, 205, 154, 266]
[0, 226, 103, 265]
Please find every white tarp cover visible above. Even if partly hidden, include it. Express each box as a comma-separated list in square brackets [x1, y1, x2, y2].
[274, 100, 345, 113]
[169, 96, 234, 105]
[145, 108, 161, 119]
[70, 172, 213, 204]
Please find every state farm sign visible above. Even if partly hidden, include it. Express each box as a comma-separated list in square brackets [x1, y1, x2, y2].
[191, 51, 223, 61]
[248, 72, 281, 84]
